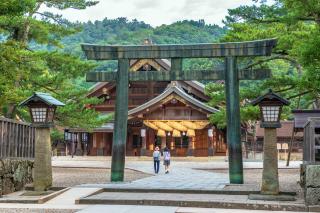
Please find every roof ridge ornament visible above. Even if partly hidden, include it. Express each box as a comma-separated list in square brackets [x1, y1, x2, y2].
[143, 38, 153, 45]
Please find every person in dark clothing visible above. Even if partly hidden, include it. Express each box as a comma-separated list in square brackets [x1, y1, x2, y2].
[163, 147, 171, 174]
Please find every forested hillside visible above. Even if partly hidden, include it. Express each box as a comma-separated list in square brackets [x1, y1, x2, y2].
[56, 18, 227, 80]
[62, 18, 227, 57]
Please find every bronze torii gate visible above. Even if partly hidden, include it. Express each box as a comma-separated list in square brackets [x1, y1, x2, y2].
[81, 39, 277, 184]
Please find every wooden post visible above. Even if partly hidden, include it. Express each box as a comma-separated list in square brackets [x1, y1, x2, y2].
[187, 137, 194, 156]
[208, 136, 214, 156]
[261, 128, 279, 195]
[34, 127, 52, 191]
[111, 59, 129, 182]
[225, 56, 244, 184]
[161, 137, 166, 149]
[140, 130, 147, 156]
[169, 136, 175, 156]
[286, 126, 296, 166]
[208, 128, 214, 156]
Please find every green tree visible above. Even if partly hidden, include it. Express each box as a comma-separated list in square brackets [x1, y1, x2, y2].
[207, 0, 320, 128]
[0, 0, 107, 130]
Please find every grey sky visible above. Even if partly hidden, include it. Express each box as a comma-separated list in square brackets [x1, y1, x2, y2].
[41, 0, 255, 26]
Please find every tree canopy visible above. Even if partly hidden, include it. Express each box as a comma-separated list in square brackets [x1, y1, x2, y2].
[207, 0, 320, 128]
[0, 0, 107, 135]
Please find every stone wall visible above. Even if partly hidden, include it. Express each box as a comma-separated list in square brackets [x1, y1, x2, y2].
[0, 159, 33, 196]
[300, 163, 320, 205]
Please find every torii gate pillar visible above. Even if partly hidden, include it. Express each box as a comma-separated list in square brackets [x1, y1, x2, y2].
[225, 56, 243, 183]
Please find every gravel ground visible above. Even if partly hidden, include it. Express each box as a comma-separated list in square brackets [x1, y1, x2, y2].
[52, 167, 152, 187]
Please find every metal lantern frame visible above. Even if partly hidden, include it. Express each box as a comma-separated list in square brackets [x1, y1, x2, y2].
[20, 92, 65, 127]
[251, 89, 290, 128]
[29, 103, 56, 124]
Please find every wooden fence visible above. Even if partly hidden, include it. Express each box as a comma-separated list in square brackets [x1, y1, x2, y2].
[0, 117, 35, 159]
[303, 117, 320, 163]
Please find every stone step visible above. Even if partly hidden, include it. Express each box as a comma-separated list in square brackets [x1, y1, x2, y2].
[77, 184, 296, 197]
[77, 192, 306, 212]
[46, 187, 102, 205]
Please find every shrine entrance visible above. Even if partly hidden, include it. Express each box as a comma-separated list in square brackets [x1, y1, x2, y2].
[81, 39, 277, 184]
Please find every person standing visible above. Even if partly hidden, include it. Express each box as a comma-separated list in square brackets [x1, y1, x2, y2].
[163, 147, 171, 174]
[153, 146, 161, 174]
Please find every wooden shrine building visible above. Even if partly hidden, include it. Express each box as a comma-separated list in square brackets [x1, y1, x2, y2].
[70, 57, 227, 157]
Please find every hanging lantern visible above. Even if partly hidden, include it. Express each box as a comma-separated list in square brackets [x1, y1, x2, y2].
[208, 129, 213, 137]
[140, 128, 146, 137]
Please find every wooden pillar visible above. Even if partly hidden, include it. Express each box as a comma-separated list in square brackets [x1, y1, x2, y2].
[34, 127, 52, 191]
[187, 137, 194, 156]
[225, 56, 243, 184]
[140, 129, 146, 156]
[170, 136, 175, 150]
[208, 128, 214, 156]
[208, 138, 214, 156]
[76, 133, 83, 156]
[71, 134, 75, 157]
[261, 128, 279, 195]
[161, 137, 166, 149]
[111, 59, 129, 182]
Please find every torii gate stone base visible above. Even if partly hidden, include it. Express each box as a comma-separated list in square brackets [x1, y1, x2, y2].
[81, 39, 277, 184]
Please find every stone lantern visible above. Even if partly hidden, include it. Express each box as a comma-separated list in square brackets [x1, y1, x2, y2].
[20, 92, 64, 191]
[250, 89, 292, 200]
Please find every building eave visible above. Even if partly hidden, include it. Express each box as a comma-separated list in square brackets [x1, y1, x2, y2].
[128, 84, 218, 116]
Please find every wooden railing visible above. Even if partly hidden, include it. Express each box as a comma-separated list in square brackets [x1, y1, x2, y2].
[0, 117, 35, 159]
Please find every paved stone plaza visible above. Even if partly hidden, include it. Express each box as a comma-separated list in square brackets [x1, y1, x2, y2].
[78, 165, 228, 191]
[51, 156, 301, 192]
[0, 157, 307, 212]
